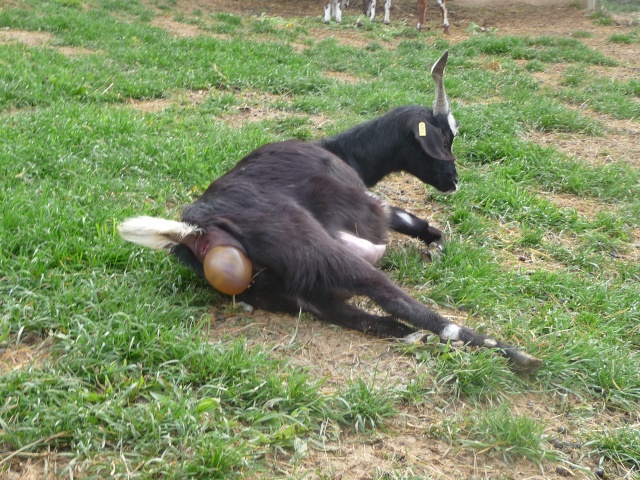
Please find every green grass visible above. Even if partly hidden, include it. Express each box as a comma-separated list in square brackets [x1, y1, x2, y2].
[1, 0, 639, 478]
[461, 403, 556, 463]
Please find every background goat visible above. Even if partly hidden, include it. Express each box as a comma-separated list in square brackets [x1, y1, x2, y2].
[120, 51, 540, 372]
[324, 0, 450, 33]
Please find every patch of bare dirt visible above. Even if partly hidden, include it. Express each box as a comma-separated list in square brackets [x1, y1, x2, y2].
[207, 305, 454, 393]
[323, 70, 362, 84]
[126, 88, 221, 112]
[0, 338, 51, 374]
[2, 456, 74, 480]
[0, 27, 100, 57]
[523, 112, 640, 166]
[0, 27, 52, 47]
[55, 46, 98, 56]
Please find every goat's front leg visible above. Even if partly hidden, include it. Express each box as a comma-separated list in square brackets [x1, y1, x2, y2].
[437, 0, 449, 33]
[356, 268, 542, 372]
[390, 206, 443, 246]
[382, 0, 391, 24]
[366, 0, 376, 20]
[416, 0, 426, 30]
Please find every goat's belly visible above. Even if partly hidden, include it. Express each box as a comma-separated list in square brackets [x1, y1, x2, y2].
[337, 231, 386, 265]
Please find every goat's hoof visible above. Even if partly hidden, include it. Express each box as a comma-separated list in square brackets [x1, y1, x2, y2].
[443, 26, 450, 34]
[421, 247, 441, 263]
[502, 347, 542, 374]
[401, 331, 429, 344]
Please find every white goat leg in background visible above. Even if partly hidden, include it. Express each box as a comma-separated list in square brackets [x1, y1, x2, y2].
[383, 0, 391, 24]
[323, 0, 343, 23]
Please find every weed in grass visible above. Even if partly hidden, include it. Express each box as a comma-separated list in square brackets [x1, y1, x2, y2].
[518, 227, 545, 248]
[588, 427, 640, 471]
[608, 31, 639, 43]
[556, 74, 640, 120]
[335, 377, 399, 433]
[461, 403, 556, 463]
[525, 59, 546, 72]
[424, 344, 523, 401]
[561, 65, 587, 87]
[572, 30, 594, 38]
[591, 10, 616, 26]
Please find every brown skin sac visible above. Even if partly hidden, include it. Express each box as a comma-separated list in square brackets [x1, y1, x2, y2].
[181, 229, 253, 295]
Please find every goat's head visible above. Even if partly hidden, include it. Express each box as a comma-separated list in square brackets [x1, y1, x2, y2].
[403, 50, 459, 194]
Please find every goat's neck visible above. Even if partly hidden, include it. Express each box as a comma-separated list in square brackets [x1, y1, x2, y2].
[319, 114, 407, 187]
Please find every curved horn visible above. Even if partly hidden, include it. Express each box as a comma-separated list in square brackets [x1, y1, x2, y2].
[431, 50, 450, 116]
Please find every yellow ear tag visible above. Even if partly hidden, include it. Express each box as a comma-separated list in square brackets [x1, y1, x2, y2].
[418, 122, 427, 137]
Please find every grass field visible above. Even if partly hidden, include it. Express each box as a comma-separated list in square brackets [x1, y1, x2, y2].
[1, 0, 639, 478]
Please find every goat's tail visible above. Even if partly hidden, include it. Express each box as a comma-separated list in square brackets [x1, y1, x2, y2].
[118, 216, 201, 250]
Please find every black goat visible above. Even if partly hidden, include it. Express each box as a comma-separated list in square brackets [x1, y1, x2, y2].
[119, 52, 541, 372]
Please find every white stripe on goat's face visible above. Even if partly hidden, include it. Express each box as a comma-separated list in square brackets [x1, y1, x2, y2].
[448, 113, 459, 137]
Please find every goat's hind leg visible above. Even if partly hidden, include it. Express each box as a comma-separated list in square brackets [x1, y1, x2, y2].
[352, 267, 542, 372]
[307, 294, 418, 338]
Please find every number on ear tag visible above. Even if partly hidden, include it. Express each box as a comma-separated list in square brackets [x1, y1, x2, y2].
[418, 122, 427, 137]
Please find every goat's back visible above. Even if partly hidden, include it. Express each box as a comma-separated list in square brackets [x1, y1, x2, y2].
[182, 140, 389, 246]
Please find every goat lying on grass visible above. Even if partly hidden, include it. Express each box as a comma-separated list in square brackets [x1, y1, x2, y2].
[119, 52, 541, 373]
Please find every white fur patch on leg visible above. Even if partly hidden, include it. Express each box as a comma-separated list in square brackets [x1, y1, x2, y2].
[395, 211, 415, 227]
[118, 216, 201, 250]
[441, 324, 461, 341]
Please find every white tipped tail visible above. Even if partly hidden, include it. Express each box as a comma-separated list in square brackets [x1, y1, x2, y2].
[118, 216, 201, 250]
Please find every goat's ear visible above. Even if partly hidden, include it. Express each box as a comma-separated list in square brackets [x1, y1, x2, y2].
[413, 122, 456, 162]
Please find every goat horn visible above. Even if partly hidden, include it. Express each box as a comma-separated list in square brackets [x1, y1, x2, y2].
[431, 50, 450, 116]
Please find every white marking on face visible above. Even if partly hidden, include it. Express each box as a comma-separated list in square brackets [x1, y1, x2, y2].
[441, 324, 461, 341]
[447, 113, 459, 136]
[484, 338, 497, 348]
[396, 211, 415, 227]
